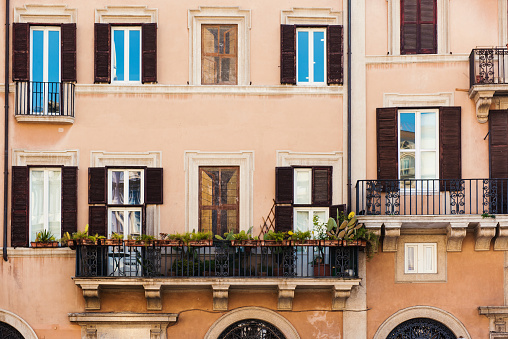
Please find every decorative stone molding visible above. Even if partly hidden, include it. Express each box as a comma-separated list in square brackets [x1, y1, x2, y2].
[446, 223, 467, 252]
[95, 6, 158, 24]
[143, 284, 162, 311]
[0, 309, 38, 339]
[495, 218, 508, 251]
[499, 0, 508, 46]
[4, 247, 75, 258]
[475, 221, 497, 251]
[332, 285, 353, 310]
[469, 89, 495, 123]
[13, 149, 78, 166]
[277, 284, 296, 311]
[90, 151, 161, 168]
[15, 115, 75, 124]
[281, 8, 342, 25]
[479, 306, 508, 334]
[80, 284, 101, 311]
[383, 92, 454, 108]
[212, 284, 230, 311]
[383, 223, 402, 252]
[14, 4, 77, 24]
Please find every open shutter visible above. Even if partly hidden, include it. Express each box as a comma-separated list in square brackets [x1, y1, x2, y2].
[327, 25, 343, 85]
[142, 23, 157, 83]
[275, 206, 293, 232]
[61, 167, 78, 236]
[12, 23, 29, 81]
[94, 23, 111, 83]
[329, 204, 346, 221]
[489, 110, 508, 213]
[89, 206, 107, 236]
[145, 168, 163, 204]
[280, 25, 296, 84]
[275, 167, 293, 204]
[61, 23, 77, 82]
[88, 167, 106, 204]
[11, 167, 29, 247]
[439, 106, 461, 183]
[312, 167, 332, 206]
[377, 107, 399, 181]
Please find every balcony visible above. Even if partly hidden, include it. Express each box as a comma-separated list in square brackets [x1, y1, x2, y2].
[15, 81, 75, 123]
[469, 48, 508, 123]
[73, 241, 362, 312]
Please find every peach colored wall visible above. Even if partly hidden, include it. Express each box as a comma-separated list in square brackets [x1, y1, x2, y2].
[367, 234, 504, 338]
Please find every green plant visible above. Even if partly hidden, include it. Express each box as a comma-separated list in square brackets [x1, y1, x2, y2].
[88, 233, 106, 242]
[312, 215, 328, 240]
[263, 230, 289, 242]
[326, 212, 362, 241]
[353, 226, 379, 260]
[190, 230, 213, 241]
[215, 226, 258, 241]
[289, 229, 311, 243]
[482, 212, 496, 219]
[111, 232, 124, 240]
[135, 234, 156, 242]
[35, 229, 56, 243]
[60, 232, 71, 245]
[171, 259, 204, 276]
[72, 224, 89, 240]
[169, 232, 192, 245]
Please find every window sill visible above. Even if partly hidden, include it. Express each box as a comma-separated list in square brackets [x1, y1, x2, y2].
[15, 115, 74, 124]
[3, 247, 75, 258]
[366, 53, 468, 65]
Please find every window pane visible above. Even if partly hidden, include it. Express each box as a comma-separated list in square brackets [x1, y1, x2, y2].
[296, 211, 310, 232]
[128, 211, 141, 236]
[111, 171, 124, 204]
[200, 210, 213, 233]
[400, 152, 415, 180]
[421, 112, 436, 149]
[424, 245, 434, 271]
[110, 210, 124, 235]
[400, 113, 415, 149]
[128, 171, 141, 205]
[295, 169, 311, 204]
[297, 31, 309, 83]
[113, 30, 125, 81]
[201, 170, 214, 207]
[406, 246, 415, 272]
[313, 210, 326, 225]
[421, 151, 436, 179]
[48, 170, 61, 237]
[313, 31, 325, 83]
[220, 169, 238, 204]
[201, 25, 237, 85]
[30, 171, 44, 241]
[32, 30, 44, 82]
[48, 31, 60, 82]
[129, 30, 140, 81]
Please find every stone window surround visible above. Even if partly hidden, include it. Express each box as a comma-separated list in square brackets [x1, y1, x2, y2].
[188, 7, 251, 86]
[14, 4, 77, 24]
[280, 7, 342, 25]
[0, 309, 38, 339]
[12, 149, 79, 167]
[95, 5, 157, 24]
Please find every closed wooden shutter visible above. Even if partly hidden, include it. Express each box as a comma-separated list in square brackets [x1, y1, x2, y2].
[327, 25, 343, 85]
[61, 23, 77, 82]
[89, 206, 107, 236]
[142, 23, 157, 83]
[88, 167, 106, 204]
[275, 205, 293, 232]
[489, 110, 508, 213]
[312, 167, 332, 205]
[61, 167, 78, 236]
[275, 167, 293, 204]
[145, 167, 163, 204]
[401, 0, 436, 54]
[280, 25, 296, 84]
[329, 204, 346, 221]
[419, 0, 437, 53]
[12, 23, 29, 81]
[94, 23, 111, 83]
[11, 167, 29, 247]
[439, 107, 461, 181]
[377, 107, 399, 181]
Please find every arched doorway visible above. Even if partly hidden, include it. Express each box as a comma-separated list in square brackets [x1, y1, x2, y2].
[218, 319, 286, 339]
[0, 322, 24, 339]
[386, 318, 456, 339]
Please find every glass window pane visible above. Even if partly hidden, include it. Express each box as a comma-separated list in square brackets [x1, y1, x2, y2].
[313, 31, 325, 83]
[297, 31, 309, 83]
[113, 30, 125, 81]
[128, 171, 141, 205]
[110, 210, 124, 236]
[424, 245, 434, 271]
[400, 113, 415, 149]
[406, 246, 415, 272]
[129, 211, 141, 236]
[421, 112, 436, 149]
[296, 211, 310, 232]
[220, 169, 238, 204]
[111, 171, 124, 204]
[48, 170, 61, 237]
[421, 151, 436, 179]
[32, 30, 44, 82]
[30, 171, 44, 241]
[129, 30, 140, 81]
[295, 169, 311, 204]
[48, 31, 60, 82]
[400, 152, 415, 180]
[313, 210, 326, 225]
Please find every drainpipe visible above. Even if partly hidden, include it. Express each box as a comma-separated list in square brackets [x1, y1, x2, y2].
[3, 0, 9, 261]
[347, 0, 352, 213]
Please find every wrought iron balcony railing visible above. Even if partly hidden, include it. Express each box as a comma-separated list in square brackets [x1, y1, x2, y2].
[74, 241, 361, 279]
[356, 179, 508, 216]
[15, 81, 75, 117]
[469, 48, 508, 88]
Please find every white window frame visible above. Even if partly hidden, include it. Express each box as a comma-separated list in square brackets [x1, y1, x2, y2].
[294, 168, 312, 204]
[296, 27, 327, 86]
[404, 242, 437, 274]
[107, 207, 142, 239]
[293, 207, 329, 236]
[111, 27, 142, 84]
[29, 168, 62, 243]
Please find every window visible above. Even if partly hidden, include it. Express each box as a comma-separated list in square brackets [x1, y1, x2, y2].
[29, 168, 61, 242]
[405, 243, 437, 273]
[400, 0, 437, 54]
[201, 25, 237, 85]
[294, 208, 329, 234]
[296, 28, 326, 85]
[199, 167, 239, 235]
[94, 23, 157, 84]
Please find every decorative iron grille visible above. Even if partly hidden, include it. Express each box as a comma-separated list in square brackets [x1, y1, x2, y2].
[386, 318, 456, 339]
[218, 319, 286, 339]
[0, 322, 24, 339]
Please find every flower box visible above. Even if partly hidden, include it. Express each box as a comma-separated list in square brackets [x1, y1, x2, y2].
[294, 239, 320, 246]
[103, 239, 123, 246]
[231, 240, 259, 247]
[30, 241, 59, 248]
[261, 240, 292, 246]
[158, 240, 183, 247]
[187, 239, 213, 247]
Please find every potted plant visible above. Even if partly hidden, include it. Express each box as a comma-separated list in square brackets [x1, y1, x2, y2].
[134, 234, 156, 246]
[326, 212, 363, 245]
[71, 225, 95, 246]
[188, 230, 213, 246]
[289, 229, 313, 245]
[311, 256, 330, 277]
[31, 230, 59, 248]
[262, 230, 291, 246]
[216, 226, 259, 246]
[168, 232, 192, 246]
[104, 232, 124, 246]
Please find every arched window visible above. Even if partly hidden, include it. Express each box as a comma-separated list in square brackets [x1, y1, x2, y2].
[218, 319, 286, 339]
[0, 322, 24, 339]
[387, 318, 456, 339]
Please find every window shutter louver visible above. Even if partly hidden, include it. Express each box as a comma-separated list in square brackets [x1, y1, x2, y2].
[327, 25, 343, 85]
[142, 23, 157, 83]
[489, 110, 508, 213]
[88, 167, 106, 204]
[11, 167, 29, 247]
[401, 0, 436, 54]
[12, 23, 29, 81]
[377, 107, 399, 181]
[275, 167, 294, 204]
[94, 23, 111, 83]
[89, 206, 107, 236]
[275, 205, 293, 232]
[439, 106, 461, 182]
[280, 25, 296, 84]
[61, 23, 77, 82]
[419, 0, 437, 53]
[329, 204, 346, 221]
[61, 167, 78, 236]
[312, 167, 332, 205]
[145, 168, 163, 204]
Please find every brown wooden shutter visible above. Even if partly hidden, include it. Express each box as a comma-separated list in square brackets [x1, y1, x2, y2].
[94, 23, 111, 83]
[142, 23, 157, 83]
[377, 107, 399, 181]
[61, 23, 77, 82]
[280, 25, 296, 84]
[419, 0, 437, 54]
[12, 23, 29, 81]
[489, 110, 508, 180]
[61, 167, 78, 236]
[11, 167, 29, 247]
[89, 206, 107, 236]
[329, 204, 346, 221]
[275, 205, 293, 232]
[145, 167, 163, 204]
[327, 25, 343, 85]
[439, 107, 461, 181]
[88, 167, 106, 204]
[312, 167, 332, 205]
[401, 0, 436, 54]
[275, 167, 293, 204]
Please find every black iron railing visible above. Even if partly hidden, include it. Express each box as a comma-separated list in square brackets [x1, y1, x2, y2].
[15, 81, 75, 117]
[356, 179, 508, 216]
[75, 241, 361, 279]
[470, 48, 508, 88]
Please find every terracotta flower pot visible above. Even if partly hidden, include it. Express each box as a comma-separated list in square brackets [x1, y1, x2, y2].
[30, 241, 59, 248]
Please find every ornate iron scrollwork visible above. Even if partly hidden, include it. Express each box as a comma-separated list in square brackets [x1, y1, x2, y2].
[386, 318, 456, 339]
[477, 49, 495, 84]
[214, 242, 230, 277]
[218, 319, 286, 339]
[0, 322, 24, 339]
[449, 179, 465, 215]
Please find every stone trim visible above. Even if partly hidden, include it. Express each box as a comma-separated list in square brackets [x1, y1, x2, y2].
[14, 115, 75, 124]
[0, 309, 38, 339]
[143, 283, 162, 311]
[277, 284, 296, 311]
[373, 306, 471, 339]
[366, 54, 468, 64]
[3, 247, 75, 258]
[280, 7, 342, 25]
[499, 0, 507, 46]
[204, 307, 300, 339]
[446, 223, 467, 252]
[90, 151, 161, 168]
[475, 221, 497, 251]
[383, 92, 454, 108]
[212, 284, 230, 311]
[468, 88, 496, 123]
[479, 306, 508, 334]
[13, 149, 79, 166]
[81, 284, 101, 311]
[383, 223, 401, 252]
[14, 4, 77, 24]
[95, 6, 158, 24]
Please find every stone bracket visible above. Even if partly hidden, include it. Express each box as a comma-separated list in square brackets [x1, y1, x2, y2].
[470, 89, 495, 123]
[150, 324, 162, 339]
[212, 284, 230, 311]
[383, 223, 401, 252]
[80, 284, 101, 311]
[85, 325, 97, 339]
[332, 285, 352, 310]
[446, 223, 467, 252]
[144, 283, 162, 311]
[495, 219, 508, 250]
[278, 284, 296, 311]
[474, 221, 497, 251]
[479, 306, 508, 333]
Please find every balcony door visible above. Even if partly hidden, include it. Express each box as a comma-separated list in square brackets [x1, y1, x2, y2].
[30, 27, 60, 115]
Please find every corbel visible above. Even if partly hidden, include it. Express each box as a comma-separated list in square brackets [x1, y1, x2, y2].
[85, 325, 97, 339]
[150, 324, 163, 339]
[383, 222, 401, 252]
[81, 284, 101, 310]
[278, 284, 296, 311]
[495, 218, 508, 250]
[474, 221, 497, 251]
[446, 223, 467, 252]
[470, 90, 495, 123]
[332, 285, 352, 310]
[144, 283, 163, 311]
[212, 284, 230, 311]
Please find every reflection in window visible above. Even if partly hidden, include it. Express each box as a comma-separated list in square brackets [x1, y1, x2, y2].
[201, 25, 238, 85]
